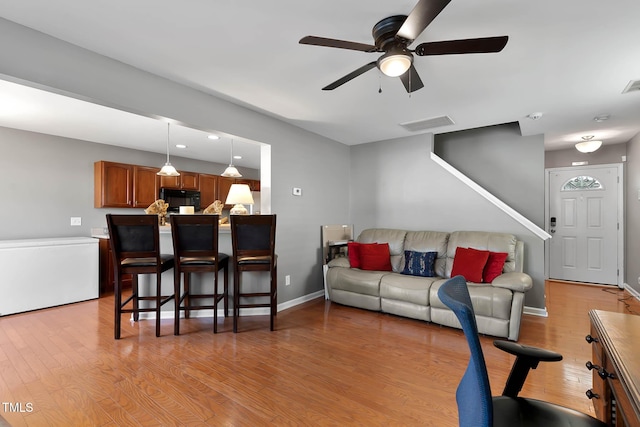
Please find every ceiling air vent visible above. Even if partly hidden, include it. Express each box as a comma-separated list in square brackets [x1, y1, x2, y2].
[622, 79, 640, 94]
[399, 115, 455, 132]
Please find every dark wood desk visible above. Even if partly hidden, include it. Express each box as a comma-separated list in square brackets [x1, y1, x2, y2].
[588, 310, 640, 426]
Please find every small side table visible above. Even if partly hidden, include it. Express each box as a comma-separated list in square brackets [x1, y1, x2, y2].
[327, 240, 350, 263]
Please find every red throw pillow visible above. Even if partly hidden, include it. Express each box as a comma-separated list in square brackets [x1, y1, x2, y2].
[483, 252, 508, 283]
[451, 247, 490, 283]
[347, 242, 363, 268]
[359, 243, 392, 271]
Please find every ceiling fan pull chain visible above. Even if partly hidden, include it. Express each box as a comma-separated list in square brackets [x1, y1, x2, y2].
[378, 74, 382, 93]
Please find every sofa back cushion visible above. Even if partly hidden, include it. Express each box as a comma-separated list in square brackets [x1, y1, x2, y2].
[445, 231, 517, 279]
[357, 229, 407, 272]
[402, 231, 450, 277]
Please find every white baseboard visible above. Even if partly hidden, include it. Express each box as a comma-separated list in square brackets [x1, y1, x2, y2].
[138, 290, 325, 320]
[623, 282, 640, 300]
[523, 305, 548, 317]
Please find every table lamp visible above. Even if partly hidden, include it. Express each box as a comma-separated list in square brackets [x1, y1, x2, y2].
[225, 184, 254, 215]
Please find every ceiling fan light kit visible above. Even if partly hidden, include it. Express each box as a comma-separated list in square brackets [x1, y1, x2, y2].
[299, 0, 508, 93]
[378, 49, 413, 77]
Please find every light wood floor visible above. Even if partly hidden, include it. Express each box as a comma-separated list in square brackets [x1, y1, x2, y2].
[1, 281, 639, 426]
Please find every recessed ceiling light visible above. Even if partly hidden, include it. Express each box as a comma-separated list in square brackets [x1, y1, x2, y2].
[527, 112, 543, 120]
[593, 114, 610, 122]
[175, 144, 187, 149]
[233, 155, 242, 160]
[207, 134, 220, 140]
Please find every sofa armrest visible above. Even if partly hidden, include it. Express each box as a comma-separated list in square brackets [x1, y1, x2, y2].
[327, 257, 351, 268]
[491, 272, 532, 293]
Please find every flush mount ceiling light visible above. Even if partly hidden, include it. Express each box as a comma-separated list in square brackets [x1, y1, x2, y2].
[575, 135, 603, 153]
[377, 48, 413, 77]
[221, 139, 242, 178]
[157, 122, 180, 176]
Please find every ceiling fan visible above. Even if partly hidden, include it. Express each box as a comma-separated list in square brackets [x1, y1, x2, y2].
[299, 0, 508, 93]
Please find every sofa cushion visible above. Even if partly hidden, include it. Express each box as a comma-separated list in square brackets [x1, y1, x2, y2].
[402, 250, 437, 277]
[402, 231, 450, 277]
[380, 273, 438, 306]
[483, 251, 509, 283]
[327, 267, 386, 297]
[445, 231, 517, 278]
[451, 247, 490, 283]
[430, 280, 513, 321]
[358, 229, 407, 272]
[360, 243, 392, 271]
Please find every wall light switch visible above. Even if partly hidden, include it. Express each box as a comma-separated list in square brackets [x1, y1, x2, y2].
[70, 217, 82, 226]
[292, 187, 302, 196]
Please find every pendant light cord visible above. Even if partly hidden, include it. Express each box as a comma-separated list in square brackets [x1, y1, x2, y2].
[166, 123, 171, 163]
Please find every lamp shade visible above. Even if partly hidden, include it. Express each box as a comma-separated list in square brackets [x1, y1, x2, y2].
[226, 184, 254, 215]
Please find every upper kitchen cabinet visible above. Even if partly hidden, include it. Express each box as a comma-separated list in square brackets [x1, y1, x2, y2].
[199, 173, 218, 209]
[235, 178, 261, 192]
[217, 176, 235, 207]
[159, 171, 199, 190]
[94, 161, 133, 208]
[132, 166, 160, 208]
[95, 161, 161, 208]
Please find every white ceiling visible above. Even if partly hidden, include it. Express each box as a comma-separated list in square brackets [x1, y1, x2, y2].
[0, 0, 639, 161]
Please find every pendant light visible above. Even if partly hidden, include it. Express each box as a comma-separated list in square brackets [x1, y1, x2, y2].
[221, 139, 242, 178]
[575, 135, 603, 153]
[157, 122, 180, 176]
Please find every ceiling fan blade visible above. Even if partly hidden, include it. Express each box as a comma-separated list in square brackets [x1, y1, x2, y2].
[399, 65, 424, 93]
[322, 62, 377, 90]
[396, 0, 452, 42]
[414, 36, 509, 56]
[299, 36, 377, 52]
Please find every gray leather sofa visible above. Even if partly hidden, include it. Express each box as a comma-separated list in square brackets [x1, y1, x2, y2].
[325, 229, 533, 341]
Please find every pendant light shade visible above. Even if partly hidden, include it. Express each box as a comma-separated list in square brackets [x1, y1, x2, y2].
[157, 122, 180, 176]
[222, 139, 242, 178]
[575, 135, 603, 153]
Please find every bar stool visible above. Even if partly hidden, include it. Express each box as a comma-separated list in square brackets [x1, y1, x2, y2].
[106, 214, 175, 339]
[170, 214, 229, 335]
[230, 214, 277, 332]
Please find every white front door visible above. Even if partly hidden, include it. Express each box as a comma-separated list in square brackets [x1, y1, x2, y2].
[547, 165, 621, 285]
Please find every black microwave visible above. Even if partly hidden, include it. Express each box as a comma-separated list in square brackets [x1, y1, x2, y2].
[159, 188, 201, 213]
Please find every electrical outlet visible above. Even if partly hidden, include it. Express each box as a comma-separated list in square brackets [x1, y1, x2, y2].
[70, 217, 82, 226]
[285, 275, 291, 286]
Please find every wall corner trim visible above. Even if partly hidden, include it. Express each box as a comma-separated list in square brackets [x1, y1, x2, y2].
[430, 152, 551, 241]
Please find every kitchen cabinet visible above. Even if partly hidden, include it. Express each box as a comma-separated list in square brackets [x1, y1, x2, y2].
[133, 165, 160, 208]
[98, 238, 131, 295]
[199, 173, 218, 209]
[94, 161, 133, 208]
[217, 176, 235, 206]
[95, 161, 161, 208]
[159, 171, 199, 190]
[236, 178, 260, 192]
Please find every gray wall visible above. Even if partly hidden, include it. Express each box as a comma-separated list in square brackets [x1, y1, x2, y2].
[349, 133, 547, 309]
[0, 126, 258, 240]
[434, 122, 545, 228]
[625, 133, 640, 294]
[545, 143, 627, 169]
[0, 18, 351, 303]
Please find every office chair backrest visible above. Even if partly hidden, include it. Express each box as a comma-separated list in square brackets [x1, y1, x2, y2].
[437, 276, 493, 427]
[171, 214, 219, 257]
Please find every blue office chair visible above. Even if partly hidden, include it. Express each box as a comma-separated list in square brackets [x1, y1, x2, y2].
[438, 276, 606, 427]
